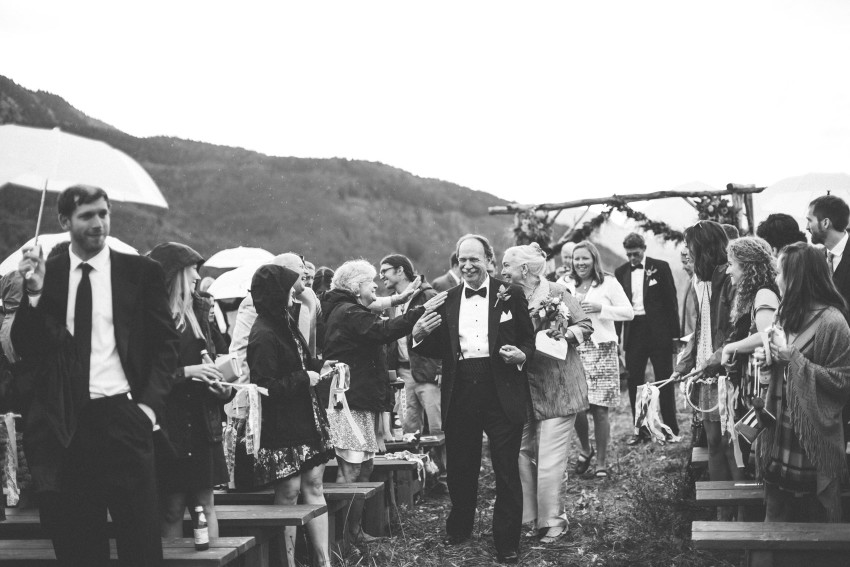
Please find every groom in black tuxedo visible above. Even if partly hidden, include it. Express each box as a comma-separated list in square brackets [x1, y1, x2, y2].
[13, 185, 179, 566]
[413, 234, 534, 564]
[615, 232, 680, 444]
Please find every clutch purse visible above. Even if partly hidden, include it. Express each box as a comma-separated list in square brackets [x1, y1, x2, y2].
[734, 398, 776, 445]
[534, 331, 568, 360]
[215, 354, 242, 383]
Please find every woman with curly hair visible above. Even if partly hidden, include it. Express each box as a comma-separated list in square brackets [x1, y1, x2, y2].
[721, 237, 781, 365]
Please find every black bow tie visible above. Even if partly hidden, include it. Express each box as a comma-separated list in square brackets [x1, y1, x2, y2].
[630, 263, 644, 271]
[464, 286, 487, 299]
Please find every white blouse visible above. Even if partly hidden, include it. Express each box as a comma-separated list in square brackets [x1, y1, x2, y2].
[565, 275, 634, 345]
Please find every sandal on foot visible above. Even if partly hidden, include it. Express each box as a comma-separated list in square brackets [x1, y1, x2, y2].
[539, 526, 567, 544]
[594, 468, 609, 480]
[574, 447, 595, 475]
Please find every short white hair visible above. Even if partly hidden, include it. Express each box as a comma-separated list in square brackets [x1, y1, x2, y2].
[504, 243, 547, 278]
[331, 260, 376, 293]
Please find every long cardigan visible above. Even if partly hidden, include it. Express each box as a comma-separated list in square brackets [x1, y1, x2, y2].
[675, 265, 736, 375]
[525, 279, 592, 419]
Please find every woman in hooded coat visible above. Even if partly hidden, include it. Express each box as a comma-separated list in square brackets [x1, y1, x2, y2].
[147, 242, 233, 539]
[248, 264, 337, 567]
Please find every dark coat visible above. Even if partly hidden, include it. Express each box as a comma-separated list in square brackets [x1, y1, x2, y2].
[615, 256, 679, 351]
[412, 278, 536, 424]
[387, 282, 442, 384]
[321, 289, 424, 412]
[432, 270, 460, 293]
[248, 265, 325, 448]
[832, 246, 850, 308]
[11, 250, 180, 490]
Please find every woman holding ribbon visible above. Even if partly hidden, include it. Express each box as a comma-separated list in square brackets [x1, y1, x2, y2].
[500, 243, 592, 543]
[321, 259, 445, 543]
[147, 242, 233, 541]
[247, 264, 338, 566]
[673, 221, 741, 500]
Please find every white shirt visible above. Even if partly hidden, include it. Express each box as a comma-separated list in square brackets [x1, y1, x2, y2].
[396, 297, 412, 362]
[828, 232, 848, 273]
[630, 265, 646, 316]
[67, 246, 131, 398]
[458, 276, 490, 359]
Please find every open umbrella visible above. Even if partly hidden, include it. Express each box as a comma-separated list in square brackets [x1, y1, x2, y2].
[207, 262, 268, 300]
[205, 247, 274, 269]
[0, 125, 168, 246]
[0, 233, 138, 276]
[755, 173, 850, 225]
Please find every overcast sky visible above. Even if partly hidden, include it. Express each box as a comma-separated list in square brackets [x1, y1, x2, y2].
[2, 0, 849, 208]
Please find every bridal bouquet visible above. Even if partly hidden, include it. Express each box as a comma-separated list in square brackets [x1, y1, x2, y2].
[535, 295, 571, 338]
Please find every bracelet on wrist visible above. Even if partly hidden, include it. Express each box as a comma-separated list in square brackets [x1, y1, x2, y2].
[26, 287, 43, 296]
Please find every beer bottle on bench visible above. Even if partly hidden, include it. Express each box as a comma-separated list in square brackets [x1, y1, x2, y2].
[194, 506, 209, 551]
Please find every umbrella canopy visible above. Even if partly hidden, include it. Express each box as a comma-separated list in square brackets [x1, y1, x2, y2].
[204, 246, 274, 269]
[755, 172, 850, 225]
[207, 261, 267, 300]
[0, 124, 168, 208]
[0, 232, 138, 276]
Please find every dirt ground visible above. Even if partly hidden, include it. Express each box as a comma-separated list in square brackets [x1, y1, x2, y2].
[339, 386, 743, 566]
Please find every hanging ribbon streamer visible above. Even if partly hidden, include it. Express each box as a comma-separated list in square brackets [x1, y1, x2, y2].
[717, 377, 745, 468]
[634, 384, 681, 443]
[326, 363, 365, 445]
[3, 413, 21, 506]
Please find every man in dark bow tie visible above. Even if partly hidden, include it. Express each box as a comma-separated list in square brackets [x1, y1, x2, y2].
[412, 234, 535, 564]
[614, 232, 679, 445]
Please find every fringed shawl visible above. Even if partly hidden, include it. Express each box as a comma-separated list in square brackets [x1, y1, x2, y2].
[757, 306, 850, 514]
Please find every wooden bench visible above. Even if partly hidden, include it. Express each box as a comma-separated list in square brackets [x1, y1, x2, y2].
[0, 537, 256, 566]
[214, 482, 385, 549]
[384, 432, 445, 453]
[691, 446, 708, 471]
[2, 505, 324, 567]
[324, 456, 420, 510]
[692, 520, 850, 566]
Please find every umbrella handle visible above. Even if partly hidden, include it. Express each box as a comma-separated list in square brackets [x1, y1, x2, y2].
[25, 180, 49, 280]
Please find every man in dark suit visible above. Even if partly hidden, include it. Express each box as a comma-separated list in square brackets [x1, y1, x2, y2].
[614, 233, 679, 445]
[13, 185, 180, 566]
[412, 234, 534, 564]
[806, 195, 850, 303]
[431, 252, 461, 292]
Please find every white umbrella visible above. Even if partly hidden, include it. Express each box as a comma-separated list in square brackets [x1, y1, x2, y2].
[0, 232, 138, 276]
[205, 247, 274, 269]
[755, 172, 850, 225]
[0, 125, 168, 249]
[207, 262, 267, 300]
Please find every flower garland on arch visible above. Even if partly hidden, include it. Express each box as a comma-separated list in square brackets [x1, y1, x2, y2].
[513, 209, 555, 253]
[695, 195, 737, 225]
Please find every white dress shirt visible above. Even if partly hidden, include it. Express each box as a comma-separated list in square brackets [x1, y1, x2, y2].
[66, 246, 131, 398]
[828, 232, 848, 273]
[458, 276, 490, 359]
[630, 265, 646, 316]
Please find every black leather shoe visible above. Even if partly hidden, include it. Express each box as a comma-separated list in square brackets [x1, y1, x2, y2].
[442, 534, 469, 546]
[497, 551, 519, 564]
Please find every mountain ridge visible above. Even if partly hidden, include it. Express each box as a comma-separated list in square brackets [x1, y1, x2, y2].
[0, 75, 519, 279]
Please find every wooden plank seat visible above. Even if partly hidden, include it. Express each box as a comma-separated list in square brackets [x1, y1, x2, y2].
[691, 447, 708, 470]
[0, 537, 256, 566]
[214, 482, 385, 550]
[384, 432, 446, 453]
[695, 480, 766, 507]
[692, 521, 850, 567]
[324, 456, 421, 511]
[1, 505, 324, 567]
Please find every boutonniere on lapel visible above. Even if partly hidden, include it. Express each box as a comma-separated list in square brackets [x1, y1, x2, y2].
[494, 285, 512, 312]
[644, 265, 658, 286]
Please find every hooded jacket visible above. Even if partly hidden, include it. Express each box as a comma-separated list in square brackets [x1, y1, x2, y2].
[321, 288, 424, 412]
[248, 265, 326, 448]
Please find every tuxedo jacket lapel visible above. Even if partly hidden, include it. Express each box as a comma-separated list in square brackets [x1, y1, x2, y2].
[446, 286, 462, 361]
[621, 267, 632, 300]
[642, 258, 652, 298]
[488, 278, 501, 355]
[110, 251, 138, 364]
[46, 252, 71, 318]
